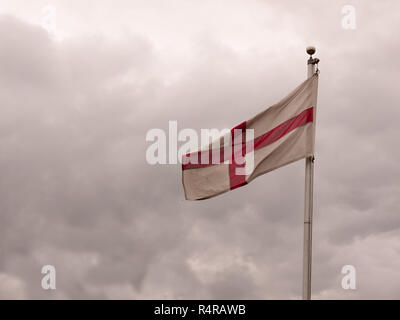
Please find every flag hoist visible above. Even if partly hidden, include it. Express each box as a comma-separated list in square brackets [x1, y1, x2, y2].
[303, 46, 319, 300]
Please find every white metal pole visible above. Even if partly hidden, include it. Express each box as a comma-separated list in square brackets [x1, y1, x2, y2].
[302, 46, 317, 300]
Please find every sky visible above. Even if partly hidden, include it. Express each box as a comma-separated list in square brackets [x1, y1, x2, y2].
[0, 0, 400, 299]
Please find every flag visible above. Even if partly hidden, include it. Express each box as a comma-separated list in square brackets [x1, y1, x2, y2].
[182, 73, 319, 200]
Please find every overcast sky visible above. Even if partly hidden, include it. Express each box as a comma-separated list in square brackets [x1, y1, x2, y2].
[0, 0, 400, 299]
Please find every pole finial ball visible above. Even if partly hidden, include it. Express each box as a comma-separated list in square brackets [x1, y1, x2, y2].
[306, 46, 316, 56]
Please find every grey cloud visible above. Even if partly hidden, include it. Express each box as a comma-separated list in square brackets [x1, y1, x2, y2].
[0, 0, 400, 299]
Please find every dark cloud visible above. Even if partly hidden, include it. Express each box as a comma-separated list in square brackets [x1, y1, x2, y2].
[0, 1, 399, 299]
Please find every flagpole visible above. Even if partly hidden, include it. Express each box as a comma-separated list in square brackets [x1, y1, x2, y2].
[303, 46, 318, 300]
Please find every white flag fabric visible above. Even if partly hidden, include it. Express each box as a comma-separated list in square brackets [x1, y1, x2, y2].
[182, 73, 319, 200]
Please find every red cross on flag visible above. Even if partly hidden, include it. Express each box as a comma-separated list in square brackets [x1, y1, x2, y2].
[182, 73, 319, 200]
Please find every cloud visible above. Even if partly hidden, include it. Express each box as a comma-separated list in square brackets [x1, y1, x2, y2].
[0, 273, 27, 299]
[0, 0, 399, 299]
